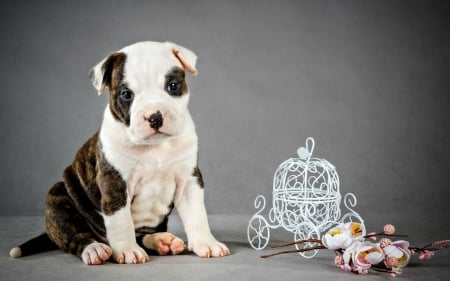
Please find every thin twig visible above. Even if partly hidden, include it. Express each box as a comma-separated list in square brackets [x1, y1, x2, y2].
[364, 233, 408, 239]
[270, 239, 322, 249]
[261, 245, 327, 259]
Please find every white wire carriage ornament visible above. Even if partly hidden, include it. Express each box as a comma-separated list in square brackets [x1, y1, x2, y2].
[247, 137, 365, 258]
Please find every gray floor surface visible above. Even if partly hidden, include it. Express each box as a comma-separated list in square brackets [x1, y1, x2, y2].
[1, 216, 449, 281]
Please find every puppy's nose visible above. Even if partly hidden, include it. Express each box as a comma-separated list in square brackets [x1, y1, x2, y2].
[147, 111, 163, 130]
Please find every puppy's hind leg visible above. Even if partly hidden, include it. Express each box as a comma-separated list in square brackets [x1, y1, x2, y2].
[141, 233, 185, 256]
[45, 182, 112, 265]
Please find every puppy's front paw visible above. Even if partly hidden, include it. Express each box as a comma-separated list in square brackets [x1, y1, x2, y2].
[112, 244, 149, 264]
[189, 237, 230, 258]
[81, 242, 112, 265]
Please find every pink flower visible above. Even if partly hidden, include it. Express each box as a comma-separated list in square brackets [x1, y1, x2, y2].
[380, 238, 392, 248]
[385, 256, 399, 268]
[419, 250, 435, 260]
[334, 255, 344, 267]
[340, 264, 352, 272]
[432, 240, 450, 250]
[384, 224, 395, 235]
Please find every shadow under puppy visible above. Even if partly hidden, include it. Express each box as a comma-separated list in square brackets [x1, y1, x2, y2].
[10, 41, 230, 265]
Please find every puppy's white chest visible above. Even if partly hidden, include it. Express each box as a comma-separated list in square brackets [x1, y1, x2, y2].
[129, 165, 177, 229]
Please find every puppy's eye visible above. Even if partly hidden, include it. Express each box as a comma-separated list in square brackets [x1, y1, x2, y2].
[119, 87, 134, 102]
[167, 81, 181, 93]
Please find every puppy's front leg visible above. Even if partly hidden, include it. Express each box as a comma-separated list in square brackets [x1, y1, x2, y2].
[176, 177, 230, 258]
[102, 198, 149, 264]
[97, 146, 149, 264]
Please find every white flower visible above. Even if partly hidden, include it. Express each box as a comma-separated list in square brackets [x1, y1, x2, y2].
[342, 242, 359, 266]
[354, 242, 384, 269]
[383, 240, 411, 268]
[322, 224, 353, 250]
[341, 241, 384, 273]
[321, 222, 365, 250]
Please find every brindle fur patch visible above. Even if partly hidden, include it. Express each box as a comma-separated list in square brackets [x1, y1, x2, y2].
[96, 143, 128, 215]
[192, 166, 204, 188]
[165, 67, 188, 96]
[45, 181, 98, 257]
[45, 132, 128, 257]
[101, 52, 132, 126]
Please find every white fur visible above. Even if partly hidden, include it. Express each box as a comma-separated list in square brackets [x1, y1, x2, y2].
[95, 41, 229, 260]
[9, 247, 22, 258]
[81, 242, 112, 265]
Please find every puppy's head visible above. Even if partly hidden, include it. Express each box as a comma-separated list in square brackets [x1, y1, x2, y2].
[90, 41, 197, 145]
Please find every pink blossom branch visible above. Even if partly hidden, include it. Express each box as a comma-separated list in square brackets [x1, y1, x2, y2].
[432, 240, 450, 250]
[410, 240, 450, 253]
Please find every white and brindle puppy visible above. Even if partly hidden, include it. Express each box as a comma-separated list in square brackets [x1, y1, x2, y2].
[10, 41, 230, 265]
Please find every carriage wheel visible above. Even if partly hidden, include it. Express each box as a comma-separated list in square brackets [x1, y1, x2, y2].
[293, 221, 320, 258]
[247, 215, 270, 250]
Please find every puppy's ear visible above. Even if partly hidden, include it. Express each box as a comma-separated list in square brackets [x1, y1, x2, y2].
[89, 52, 126, 95]
[166, 42, 198, 75]
[89, 57, 107, 95]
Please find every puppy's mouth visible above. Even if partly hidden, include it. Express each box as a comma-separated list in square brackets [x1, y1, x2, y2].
[152, 130, 171, 138]
[126, 128, 171, 145]
[144, 130, 173, 143]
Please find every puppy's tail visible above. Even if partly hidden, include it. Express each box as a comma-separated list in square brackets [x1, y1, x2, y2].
[10, 233, 58, 258]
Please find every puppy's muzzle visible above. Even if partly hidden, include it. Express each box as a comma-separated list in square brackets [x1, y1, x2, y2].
[147, 111, 163, 130]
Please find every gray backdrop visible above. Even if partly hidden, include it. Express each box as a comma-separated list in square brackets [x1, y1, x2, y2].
[1, 0, 449, 239]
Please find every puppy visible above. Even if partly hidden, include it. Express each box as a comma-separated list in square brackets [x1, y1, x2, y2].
[10, 41, 230, 265]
